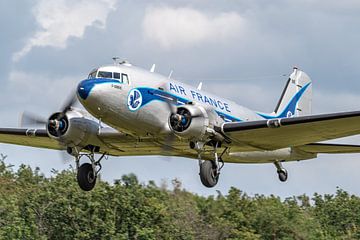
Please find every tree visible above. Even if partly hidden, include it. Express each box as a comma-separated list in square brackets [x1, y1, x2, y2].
[1, 160, 360, 239]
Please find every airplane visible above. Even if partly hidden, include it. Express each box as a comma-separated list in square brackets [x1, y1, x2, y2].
[2, 59, 360, 191]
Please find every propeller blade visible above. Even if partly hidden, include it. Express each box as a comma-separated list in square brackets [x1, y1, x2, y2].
[160, 92, 179, 157]
[61, 91, 78, 113]
[20, 111, 47, 127]
[163, 96, 177, 115]
[162, 133, 177, 152]
[157, 84, 178, 115]
[160, 133, 178, 162]
[59, 149, 73, 164]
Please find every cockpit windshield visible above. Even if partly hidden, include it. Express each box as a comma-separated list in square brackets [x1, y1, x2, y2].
[97, 71, 112, 78]
[88, 70, 97, 79]
[87, 69, 129, 84]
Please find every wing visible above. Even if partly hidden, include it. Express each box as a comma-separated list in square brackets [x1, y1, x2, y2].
[218, 111, 360, 150]
[0, 127, 199, 159]
[0, 127, 146, 156]
[0, 128, 63, 150]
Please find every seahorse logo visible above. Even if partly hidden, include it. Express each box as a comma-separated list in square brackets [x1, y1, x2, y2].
[128, 89, 142, 111]
[287, 111, 294, 118]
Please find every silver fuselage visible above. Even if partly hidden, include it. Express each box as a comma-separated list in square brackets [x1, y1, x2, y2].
[77, 64, 262, 137]
[76, 63, 315, 163]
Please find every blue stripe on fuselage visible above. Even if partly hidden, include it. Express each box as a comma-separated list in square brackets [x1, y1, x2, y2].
[77, 78, 121, 100]
[76, 78, 243, 122]
[134, 87, 242, 122]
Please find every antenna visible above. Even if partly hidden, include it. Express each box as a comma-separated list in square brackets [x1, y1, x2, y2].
[112, 57, 120, 65]
[119, 59, 132, 66]
[150, 64, 156, 73]
[168, 70, 173, 79]
[197, 82, 203, 90]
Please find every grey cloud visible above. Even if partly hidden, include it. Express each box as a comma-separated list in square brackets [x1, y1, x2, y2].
[0, 1, 35, 78]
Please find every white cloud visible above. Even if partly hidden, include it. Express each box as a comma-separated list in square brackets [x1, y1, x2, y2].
[142, 7, 245, 49]
[12, 0, 117, 62]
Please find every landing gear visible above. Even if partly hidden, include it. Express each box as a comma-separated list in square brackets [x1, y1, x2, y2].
[278, 169, 288, 182]
[199, 160, 219, 187]
[75, 151, 107, 191]
[77, 163, 96, 191]
[198, 142, 225, 188]
[274, 161, 288, 182]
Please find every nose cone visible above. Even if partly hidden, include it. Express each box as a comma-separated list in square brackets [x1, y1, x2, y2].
[77, 79, 97, 100]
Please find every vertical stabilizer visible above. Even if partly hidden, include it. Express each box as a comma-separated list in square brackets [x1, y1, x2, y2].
[273, 67, 312, 118]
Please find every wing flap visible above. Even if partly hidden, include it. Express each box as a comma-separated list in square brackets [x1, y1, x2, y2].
[220, 111, 360, 150]
[298, 143, 360, 154]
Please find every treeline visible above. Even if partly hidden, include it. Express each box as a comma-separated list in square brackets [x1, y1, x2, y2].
[1, 160, 360, 240]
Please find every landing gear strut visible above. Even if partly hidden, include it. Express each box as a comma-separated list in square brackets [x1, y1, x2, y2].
[75, 151, 107, 191]
[274, 161, 288, 182]
[199, 143, 225, 188]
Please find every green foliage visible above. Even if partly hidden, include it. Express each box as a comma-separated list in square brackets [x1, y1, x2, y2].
[1, 159, 360, 239]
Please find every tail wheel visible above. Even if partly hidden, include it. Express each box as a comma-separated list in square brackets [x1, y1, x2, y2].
[199, 160, 219, 188]
[77, 163, 97, 191]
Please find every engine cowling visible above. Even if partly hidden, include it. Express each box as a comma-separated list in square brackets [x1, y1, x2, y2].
[168, 104, 224, 141]
[47, 110, 100, 149]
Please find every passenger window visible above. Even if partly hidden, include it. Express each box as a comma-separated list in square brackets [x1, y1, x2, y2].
[98, 71, 112, 78]
[122, 74, 129, 84]
[113, 72, 121, 80]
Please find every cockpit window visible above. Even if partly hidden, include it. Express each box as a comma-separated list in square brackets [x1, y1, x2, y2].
[98, 71, 112, 78]
[88, 70, 97, 79]
[122, 74, 129, 84]
[87, 69, 129, 84]
[113, 72, 121, 79]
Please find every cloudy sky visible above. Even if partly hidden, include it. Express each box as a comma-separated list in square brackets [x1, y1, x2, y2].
[1, 0, 360, 198]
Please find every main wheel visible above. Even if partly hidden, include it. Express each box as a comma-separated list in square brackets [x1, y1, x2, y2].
[277, 168, 288, 182]
[199, 160, 219, 188]
[77, 163, 97, 191]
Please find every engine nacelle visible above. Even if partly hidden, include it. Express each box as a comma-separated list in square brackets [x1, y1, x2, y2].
[169, 104, 224, 141]
[47, 110, 100, 148]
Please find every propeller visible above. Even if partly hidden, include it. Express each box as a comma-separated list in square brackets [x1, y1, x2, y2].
[160, 91, 179, 154]
[20, 111, 71, 163]
[161, 94, 200, 154]
[48, 91, 78, 138]
[158, 83, 203, 154]
[169, 108, 192, 132]
[20, 111, 47, 127]
[19, 91, 78, 164]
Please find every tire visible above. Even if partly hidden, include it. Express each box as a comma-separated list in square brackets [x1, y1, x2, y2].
[199, 160, 219, 188]
[278, 169, 288, 182]
[77, 163, 97, 191]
